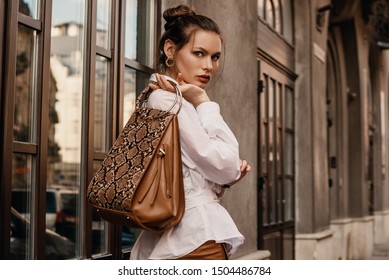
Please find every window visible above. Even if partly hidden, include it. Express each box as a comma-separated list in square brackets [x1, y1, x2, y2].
[2, 0, 158, 260]
[10, 0, 41, 260]
[48, 0, 86, 259]
[258, 0, 294, 44]
[258, 61, 295, 259]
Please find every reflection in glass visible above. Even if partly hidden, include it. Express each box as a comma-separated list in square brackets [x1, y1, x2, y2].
[125, 0, 155, 67]
[269, 78, 276, 224]
[276, 83, 281, 173]
[281, 0, 293, 43]
[284, 179, 293, 221]
[257, 0, 265, 19]
[125, 0, 137, 60]
[19, 0, 39, 19]
[11, 154, 33, 259]
[52, 189, 79, 245]
[92, 161, 108, 255]
[123, 68, 149, 127]
[261, 76, 268, 174]
[266, 0, 274, 27]
[268, 78, 274, 122]
[285, 86, 293, 129]
[269, 164, 276, 224]
[96, 0, 111, 49]
[277, 178, 282, 222]
[262, 181, 268, 224]
[273, 0, 281, 33]
[123, 67, 136, 126]
[95, 56, 110, 152]
[48, 0, 86, 259]
[14, 25, 38, 143]
[284, 132, 293, 176]
[122, 226, 138, 249]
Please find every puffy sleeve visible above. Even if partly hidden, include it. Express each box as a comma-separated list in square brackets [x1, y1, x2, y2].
[147, 89, 241, 185]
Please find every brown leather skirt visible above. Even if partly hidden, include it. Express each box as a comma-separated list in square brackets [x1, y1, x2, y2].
[176, 240, 228, 260]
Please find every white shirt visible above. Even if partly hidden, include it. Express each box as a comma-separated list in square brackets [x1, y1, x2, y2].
[130, 79, 245, 260]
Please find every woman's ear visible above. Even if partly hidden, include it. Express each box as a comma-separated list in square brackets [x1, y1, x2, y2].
[163, 39, 176, 58]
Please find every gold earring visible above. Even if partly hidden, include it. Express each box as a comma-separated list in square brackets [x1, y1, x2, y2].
[165, 57, 175, 68]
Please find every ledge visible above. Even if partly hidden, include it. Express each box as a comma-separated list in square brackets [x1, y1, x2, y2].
[295, 229, 335, 241]
[331, 215, 375, 226]
[235, 250, 271, 260]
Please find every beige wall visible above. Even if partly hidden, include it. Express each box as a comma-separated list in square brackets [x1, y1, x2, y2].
[161, 0, 259, 258]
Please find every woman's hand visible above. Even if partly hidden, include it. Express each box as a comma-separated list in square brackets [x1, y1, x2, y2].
[150, 73, 210, 107]
[225, 159, 251, 187]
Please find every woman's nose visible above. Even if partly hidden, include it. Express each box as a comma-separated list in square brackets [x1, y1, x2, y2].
[203, 57, 213, 71]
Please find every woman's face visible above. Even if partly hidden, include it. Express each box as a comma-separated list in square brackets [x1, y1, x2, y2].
[174, 30, 222, 89]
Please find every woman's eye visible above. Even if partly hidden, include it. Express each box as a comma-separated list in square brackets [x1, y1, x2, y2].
[193, 51, 203, 57]
[212, 55, 220, 61]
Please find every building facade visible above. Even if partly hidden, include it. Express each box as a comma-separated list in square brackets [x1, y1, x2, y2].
[0, 0, 388, 260]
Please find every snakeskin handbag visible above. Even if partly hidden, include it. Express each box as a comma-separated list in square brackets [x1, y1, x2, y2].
[87, 75, 184, 233]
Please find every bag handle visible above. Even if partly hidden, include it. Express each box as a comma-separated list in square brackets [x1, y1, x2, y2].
[137, 74, 183, 115]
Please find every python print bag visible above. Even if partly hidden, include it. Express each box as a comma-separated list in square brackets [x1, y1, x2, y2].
[87, 76, 184, 233]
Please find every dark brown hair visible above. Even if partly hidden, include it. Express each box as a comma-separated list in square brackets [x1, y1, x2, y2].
[157, 5, 223, 73]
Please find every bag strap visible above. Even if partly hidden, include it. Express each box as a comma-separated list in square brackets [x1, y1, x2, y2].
[136, 74, 183, 115]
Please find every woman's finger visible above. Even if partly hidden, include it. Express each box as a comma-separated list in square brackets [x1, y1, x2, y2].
[177, 73, 185, 85]
[240, 160, 248, 172]
[156, 74, 175, 92]
[149, 83, 160, 90]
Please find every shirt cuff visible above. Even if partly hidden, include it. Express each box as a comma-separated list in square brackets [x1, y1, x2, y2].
[195, 101, 220, 116]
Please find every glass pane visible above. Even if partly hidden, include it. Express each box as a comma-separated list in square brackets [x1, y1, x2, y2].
[285, 86, 293, 129]
[281, 0, 293, 43]
[19, 0, 39, 19]
[266, 0, 274, 27]
[123, 67, 136, 126]
[122, 226, 138, 249]
[14, 25, 38, 143]
[125, 0, 155, 67]
[277, 178, 282, 222]
[261, 123, 268, 175]
[48, 0, 86, 259]
[95, 56, 110, 152]
[274, 0, 281, 33]
[277, 83, 282, 128]
[47, 188, 78, 259]
[92, 161, 108, 255]
[262, 179, 268, 224]
[268, 78, 276, 224]
[284, 179, 294, 221]
[125, 0, 137, 60]
[257, 0, 265, 19]
[261, 76, 268, 174]
[284, 132, 293, 176]
[275, 83, 281, 176]
[123, 68, 149, 127]
[96, 0, 111, 49]
[51, 0, 85, 27]
[11, 154, 34, 259]
[269, 78, 274, 124]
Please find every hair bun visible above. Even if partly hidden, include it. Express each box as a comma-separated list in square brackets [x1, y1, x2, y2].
[163, 5, 196, 30]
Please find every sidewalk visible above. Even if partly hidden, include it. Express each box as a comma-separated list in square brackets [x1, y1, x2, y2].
[367, 243, 389, 260]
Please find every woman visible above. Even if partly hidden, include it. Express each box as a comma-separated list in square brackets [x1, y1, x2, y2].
[130, 5, 250, 260]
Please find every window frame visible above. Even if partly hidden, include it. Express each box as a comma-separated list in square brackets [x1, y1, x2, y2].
[0, 0, 161, 260]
